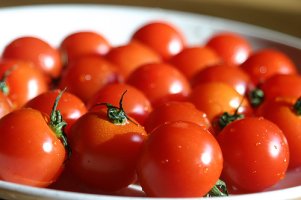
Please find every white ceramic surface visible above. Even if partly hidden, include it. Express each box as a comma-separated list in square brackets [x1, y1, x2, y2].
[0, 4, 301, 200]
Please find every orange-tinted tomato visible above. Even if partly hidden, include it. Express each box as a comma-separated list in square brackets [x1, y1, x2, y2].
[0, 92, 12, 119]
[132, 21, 186, 60]
[169, 46, 221, 80]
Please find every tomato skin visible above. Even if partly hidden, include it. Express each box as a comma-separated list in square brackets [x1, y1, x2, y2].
[257, 97, 301, 169]
[189, 82, 252, 122]
[59, 55, 123, 103]
[0, 59, 48, 109]
[206, 32, 252, 66]
[0, 92, 12, 119]
[217, 117, 289, 193]
[60, 31, 111, 63]
[144, 101, 211, 133]
[168, 46, 220, 80]
[0, 108, 66, 187]
[137, 121, 223, 197]
[2, 36, 62, 79]
[132, 21, 186, 60]
[127, 62, 191, 108]
[87, 83, 152, 126]
[24, 90, 87, 134]
[68, 110, 147, 192]
[240, 49, 297, 85]
[106, 41, 161, 78]
[192, 64, 252, 95]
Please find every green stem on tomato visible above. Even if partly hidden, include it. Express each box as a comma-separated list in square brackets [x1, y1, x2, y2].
[48, 88, 71, 159]
[205, 179, 229, 197]
[293, 97, 301, 115]
[93, 90, 137, 126]
[0, 65, 17, 95]
[248, 88, 264, 107]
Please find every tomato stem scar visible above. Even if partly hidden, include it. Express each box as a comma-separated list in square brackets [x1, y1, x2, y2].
[248, 88, 264, 107]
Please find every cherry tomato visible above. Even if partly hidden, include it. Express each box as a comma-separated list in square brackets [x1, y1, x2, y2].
[206, 32, 252, 66]
[257, 97, 301, 169]
[144, 101, 211, 133]
[0, 59, 48, 109]
[59, 55, 122, 103]
[68, 104, 147, 192]
[0, 108, 66, 187]
[189, 82, 252, 122]
[260, 74, 301, 101]
[0, 92, 12, 119]
[132, 21, 186, 60]
[192, 63, 252, 95]
[2, 36, 62, 79]
[106, 40, 161, 78]
[60, 31, 111, 64]
[24, 89, 87, 134]
[168, 46, 221, 80]
[87, 83, 152, 126]
[217, 117, 289, 193]
[137, 121, 223, 197]
[240, 49, 297, 85]
[127, 62, 191, 107]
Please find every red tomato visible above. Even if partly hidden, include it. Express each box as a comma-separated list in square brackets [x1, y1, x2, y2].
[144, 101, 211, 133]
[127, 62, 191, 107]
[168, 46, 221, 80]
[240, 49, 297, 85]
[2, 36, 62, 79]
[260, 74, 301, 101]
[59, 55, 122, 103]
[132, 21, 186, 60]
[68, 108, 147, 192]
[24, 89, 87, 134]
[192, 64, 252, 95]
[0, 59, 48, 109]
[206, 32, 252, 66]
[257, 97, 301, 169]
[217, 117, 289, 193]
[60, 31, 111, 63]
[189, 82, 252, 122]
[0, 108, 66, 187]
[0, 92, 12, 119]
[137, 121, 223, 197]
[106, 40, 161, 78]
[87, 83, 152, 126]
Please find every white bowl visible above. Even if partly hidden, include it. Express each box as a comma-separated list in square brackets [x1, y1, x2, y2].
[0, 4, 301, 200]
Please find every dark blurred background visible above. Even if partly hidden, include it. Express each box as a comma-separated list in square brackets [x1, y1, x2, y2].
[0, 0, 300, 38]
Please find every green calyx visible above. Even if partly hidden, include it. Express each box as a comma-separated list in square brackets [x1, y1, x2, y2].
[0, 65, 17, 95]
[205, 179, 229, 197]
[48, 88, 71, 159]
[248, 88, 264, 107]
[293, 97, 301, 116]
[94, 90, 137, 125]
[219, 112, 244, 129]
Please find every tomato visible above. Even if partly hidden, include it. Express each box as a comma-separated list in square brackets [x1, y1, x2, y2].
[127, 62, 191, 107]
[189, 82, 252, 122]
[144, 101, 211, 133]
[206, 32, 252, 66]
[2, 36, 62, 79]
[137, 121, 223, 197]
[0, 107, 66, 187]
[131, 21, 186, 60]
[168, 46, 221, 80]
[256, 97, 301, 169]
[217, 117, 289, 193]
[68, 102, 147, 192]
[24, 89, 87, 134]
[0, 59, 48, 109]
[106, 40, 161, 78]
[240, 49, 297, 85]
[260, 74, 301, 101]
[59, 55, 122, 103]
[87, 83, 152, 126]
[0, 92, 12, 119]
[191, 64, 253, 95]
[60, 31, 111, 64]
